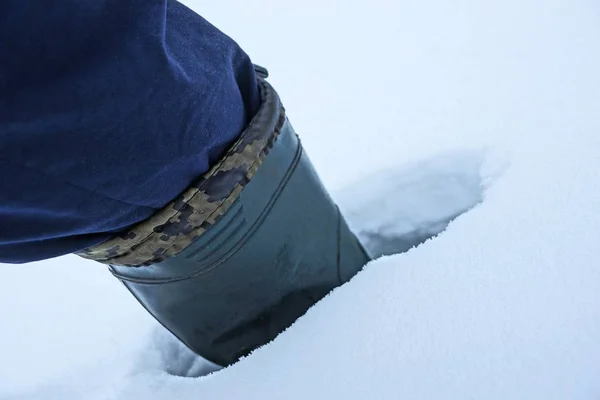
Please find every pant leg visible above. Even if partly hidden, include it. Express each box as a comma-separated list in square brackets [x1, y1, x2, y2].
[0, 0, 260, 263]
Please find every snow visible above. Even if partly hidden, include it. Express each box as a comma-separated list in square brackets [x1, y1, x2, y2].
[2, 0, 600, 399]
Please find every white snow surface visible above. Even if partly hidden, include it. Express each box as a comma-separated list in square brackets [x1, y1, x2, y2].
[2, 0, 600, 399]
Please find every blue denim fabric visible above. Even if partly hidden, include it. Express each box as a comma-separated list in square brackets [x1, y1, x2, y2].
[0, 0, 260, 263]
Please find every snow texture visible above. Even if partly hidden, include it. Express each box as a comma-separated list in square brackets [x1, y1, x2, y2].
[2, 0, 600, 399]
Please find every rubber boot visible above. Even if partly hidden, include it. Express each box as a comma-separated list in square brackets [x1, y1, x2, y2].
[79, 71, 371, 367]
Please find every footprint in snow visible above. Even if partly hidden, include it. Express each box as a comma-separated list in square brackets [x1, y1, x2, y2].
[335, 148, 508, 259]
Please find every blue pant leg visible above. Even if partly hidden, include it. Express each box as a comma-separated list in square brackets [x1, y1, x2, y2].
[0, 0, 260, 263]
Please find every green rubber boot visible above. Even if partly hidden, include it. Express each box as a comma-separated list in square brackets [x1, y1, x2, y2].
[79, 72, 371, 367]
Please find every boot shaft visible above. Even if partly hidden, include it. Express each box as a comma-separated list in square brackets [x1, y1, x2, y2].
[79, 77, 371, 366]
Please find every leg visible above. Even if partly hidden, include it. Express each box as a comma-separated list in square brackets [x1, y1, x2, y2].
[1, 0, 371, 366]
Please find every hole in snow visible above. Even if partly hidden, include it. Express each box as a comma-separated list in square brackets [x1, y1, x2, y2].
[336, 149, 507, 259]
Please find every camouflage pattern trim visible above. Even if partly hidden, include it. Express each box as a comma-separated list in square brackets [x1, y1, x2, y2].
[76, 79, 285, 266]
